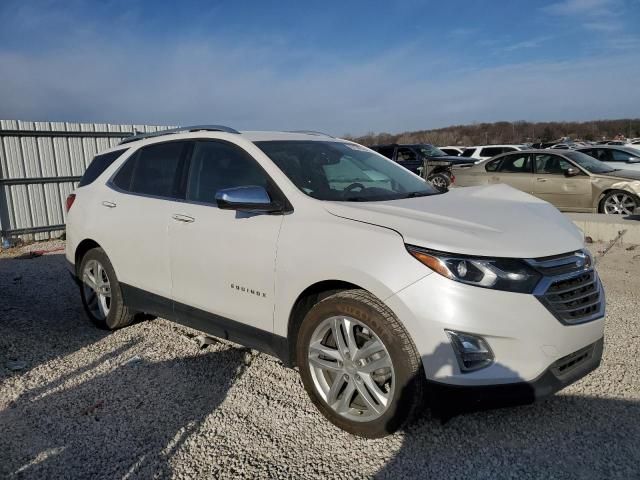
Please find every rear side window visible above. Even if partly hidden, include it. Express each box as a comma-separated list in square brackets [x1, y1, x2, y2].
[498, 154, 532, 173]
[112, 141, 189, 198]
[375, 146, 395, 159]
[479, 147, 504, 157]
[79, 149, 127, 187]
[461, 148, 475, 157]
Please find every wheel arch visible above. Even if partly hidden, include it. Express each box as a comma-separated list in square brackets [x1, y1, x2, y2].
[596, 188, 640, 212]
[286, 279, 365, 366]
[74, 238, 102, 276]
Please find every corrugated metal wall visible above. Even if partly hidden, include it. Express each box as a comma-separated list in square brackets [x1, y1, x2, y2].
[0, 120, 172, 242]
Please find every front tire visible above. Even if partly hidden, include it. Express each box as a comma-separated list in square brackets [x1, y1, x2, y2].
[599, 190, 639, 215]
[428, 172, 450, 192]
[297, 289, 425, 438]
[79, 247, 134, 330]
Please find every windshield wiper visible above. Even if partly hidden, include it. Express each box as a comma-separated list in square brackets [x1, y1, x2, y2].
[404, 191, 433, 198]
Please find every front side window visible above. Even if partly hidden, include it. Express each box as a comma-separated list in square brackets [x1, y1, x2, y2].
[187, 141, 271, 204]
[498, 154, 532, 173]
[112, 141, 189, 198]
[255, 141, 438, 202]
[534, 154, 573, 174]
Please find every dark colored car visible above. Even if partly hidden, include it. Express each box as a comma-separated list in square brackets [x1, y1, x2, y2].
[369, 144, 475, 190]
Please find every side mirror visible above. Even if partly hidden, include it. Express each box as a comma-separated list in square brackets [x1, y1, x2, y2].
[565, 167, 580, 177]
[215, 186, 281, 213]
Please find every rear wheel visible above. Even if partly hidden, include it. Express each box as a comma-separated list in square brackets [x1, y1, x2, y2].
[297, 289, 425, 438]
[79, 248, 134, 330]
[599, 190, 639, 215]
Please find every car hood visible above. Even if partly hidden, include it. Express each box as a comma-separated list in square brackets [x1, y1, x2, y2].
[324, 184, 584, 258]
[598, 169, 640, 181]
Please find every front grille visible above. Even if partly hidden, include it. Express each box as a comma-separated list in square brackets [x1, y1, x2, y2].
[528, 250, 591, 276]
[537, 270, 604, 324]
[550, 343, 595, 378]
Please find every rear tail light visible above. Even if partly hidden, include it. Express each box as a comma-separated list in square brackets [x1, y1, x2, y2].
[65, 193, 76, 212]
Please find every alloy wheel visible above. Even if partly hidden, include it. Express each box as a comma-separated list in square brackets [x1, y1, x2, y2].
[307, 316, 395, 422]
[603, 193, 636, 215]
[430, 175, 448, 190]
[82, 259, 112, 320]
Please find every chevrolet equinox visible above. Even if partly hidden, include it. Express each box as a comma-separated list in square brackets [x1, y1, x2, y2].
[65, 126, 605, 438]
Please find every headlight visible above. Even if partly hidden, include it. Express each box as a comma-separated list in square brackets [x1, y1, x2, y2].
[407, 246, 542, 293]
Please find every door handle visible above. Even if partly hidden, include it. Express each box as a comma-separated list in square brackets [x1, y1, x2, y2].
[172, 214, 195, 223]
[102, 201, 117, 208]
[536, 178, 547, 182]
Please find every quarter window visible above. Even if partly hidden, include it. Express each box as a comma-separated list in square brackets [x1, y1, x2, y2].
[498, 154, 532, 173]
[80, 149, 127, 187]
[485, 159, 502, 172]
[186, 141, 271, 204]
[112, 141, 189, 198]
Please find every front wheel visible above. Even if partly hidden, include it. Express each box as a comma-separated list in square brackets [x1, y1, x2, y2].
[428, 172, 450, 192]
[599, 190, 639, 215]
[297, 290, 425, 438]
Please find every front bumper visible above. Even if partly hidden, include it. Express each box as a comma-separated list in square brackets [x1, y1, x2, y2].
[385, 269, 605, 385]
[427, 337, 603, 414]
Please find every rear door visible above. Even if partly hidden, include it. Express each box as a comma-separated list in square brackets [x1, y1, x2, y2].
[99, 140, 191, 300]
[489, 153, 533, 193]
[395, 147, 422, 174]
[532, 153, 592, 211]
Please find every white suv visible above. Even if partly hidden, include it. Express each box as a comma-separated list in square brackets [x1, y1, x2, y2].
[65, 126, 605, 438]
[462, 145, 527, 161]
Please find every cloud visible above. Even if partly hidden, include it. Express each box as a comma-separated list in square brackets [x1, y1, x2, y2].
[1, 36, 638, 136]
[543, 0, 618, 16]
[499, 37, 552, 53]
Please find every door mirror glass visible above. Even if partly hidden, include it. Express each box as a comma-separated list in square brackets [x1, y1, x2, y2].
[564, 167, 580, 177]
[215, 186, 280, 212]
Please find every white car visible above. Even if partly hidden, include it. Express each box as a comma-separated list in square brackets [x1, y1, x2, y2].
[65, 126, 605, 438]
[461, 145, 527, 161]
[439, 146, 465, 156]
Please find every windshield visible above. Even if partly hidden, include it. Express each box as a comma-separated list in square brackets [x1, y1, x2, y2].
[418, 145, 447, 157]
[255, 141, 439, 202]
[564, 151, 616, 173]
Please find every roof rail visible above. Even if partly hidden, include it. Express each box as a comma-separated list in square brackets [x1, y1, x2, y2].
[288, 130, 334, 138]
[119, 125, 240, 145]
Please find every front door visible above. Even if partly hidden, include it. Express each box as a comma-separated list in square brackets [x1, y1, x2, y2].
[168, 140, 284, 338]
[532, 153, 592, 211]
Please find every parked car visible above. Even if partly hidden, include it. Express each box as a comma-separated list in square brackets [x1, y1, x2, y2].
[369, 143, 474, 190]
[66, 127, 605, 438]
[439, 146, 465, 156]
[577, 146, 640, 172]
[460, 145, 527, 161]
[454, 149, 640, 214]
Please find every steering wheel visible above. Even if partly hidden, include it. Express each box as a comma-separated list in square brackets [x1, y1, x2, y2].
[344, 182, 366, 193]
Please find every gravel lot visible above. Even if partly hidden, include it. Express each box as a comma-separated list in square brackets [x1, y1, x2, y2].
[1, 240, 639, 479]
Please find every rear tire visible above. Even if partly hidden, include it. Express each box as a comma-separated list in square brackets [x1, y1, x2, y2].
[79, 247, 134, 330]
[296, 289, 425, 438]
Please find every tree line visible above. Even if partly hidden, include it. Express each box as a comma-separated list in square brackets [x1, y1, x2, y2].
[347, 118, 640, 147]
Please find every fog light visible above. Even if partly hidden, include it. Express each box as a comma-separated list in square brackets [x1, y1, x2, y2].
[445, 330, 494, 372]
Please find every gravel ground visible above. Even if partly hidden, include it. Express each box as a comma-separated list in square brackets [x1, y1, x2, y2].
[1, 240, 639, 479]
